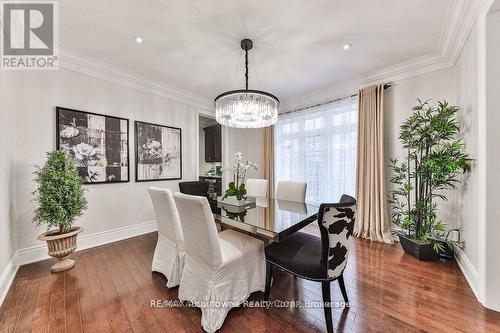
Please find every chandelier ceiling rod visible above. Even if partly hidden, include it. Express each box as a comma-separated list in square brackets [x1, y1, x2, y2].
[245, 47, 248, 90]
[241, 38, 253, 90]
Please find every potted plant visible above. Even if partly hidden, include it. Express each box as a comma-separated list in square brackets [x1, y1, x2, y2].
[221, 152, 258, 205]
[389, 100, 472, 260]
[33, 151, 87, 272]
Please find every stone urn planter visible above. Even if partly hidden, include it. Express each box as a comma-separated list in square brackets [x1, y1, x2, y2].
[38, 226, 83, 272]
[33, 151, 88, 273]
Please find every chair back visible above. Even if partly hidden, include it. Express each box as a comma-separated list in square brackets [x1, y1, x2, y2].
[178, 181, 209, 197]
[173, 192, 222, 267]
[318, 194, 356, 279]
[276, 181, 307, 202]
[246, 178, 269, 198]
[276, 199, 307, 214]
[148, 187, 183, 244]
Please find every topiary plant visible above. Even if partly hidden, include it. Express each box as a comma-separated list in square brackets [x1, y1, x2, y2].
[33, 150, 87, 234]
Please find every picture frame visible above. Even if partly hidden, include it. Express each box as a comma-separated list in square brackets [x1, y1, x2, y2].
[134, 120, 182, 182]
[56, 107, 130, 184]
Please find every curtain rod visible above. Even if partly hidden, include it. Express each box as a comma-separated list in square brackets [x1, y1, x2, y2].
[280, 93, 357, 116]
[280, 83, 392, 117]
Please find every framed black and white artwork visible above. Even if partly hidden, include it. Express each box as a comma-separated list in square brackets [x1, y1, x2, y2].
[135, 121, 182, 182]
[56, 107, 129, 184]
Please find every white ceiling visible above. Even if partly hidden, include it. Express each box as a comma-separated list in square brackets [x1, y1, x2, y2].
[490, 0, 500, 13]
[60, 0, 455, 105]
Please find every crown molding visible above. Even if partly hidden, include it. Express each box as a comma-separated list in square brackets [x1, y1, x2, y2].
[56, 0, 485, 114]
[365, 0, 485, 83]
[58, 48, 214, 112]
[446, 0, 485, 64]
[281, 0, 486, 111]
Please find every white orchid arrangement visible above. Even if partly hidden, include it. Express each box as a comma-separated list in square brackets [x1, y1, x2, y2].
[223, 152, 258, 200]
[232, 152, 258, 184]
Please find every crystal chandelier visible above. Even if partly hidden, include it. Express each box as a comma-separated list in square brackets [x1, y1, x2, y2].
[215, 39, 279, 128]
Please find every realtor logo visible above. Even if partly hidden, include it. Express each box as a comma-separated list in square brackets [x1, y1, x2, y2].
[1, 1, 58, 69]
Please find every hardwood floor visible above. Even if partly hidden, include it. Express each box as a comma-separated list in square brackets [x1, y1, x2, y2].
[1, 231, 499, 333]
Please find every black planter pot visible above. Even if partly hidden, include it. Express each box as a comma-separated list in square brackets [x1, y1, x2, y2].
[398, 235, 439, 260]
[432, 238, 455, 260]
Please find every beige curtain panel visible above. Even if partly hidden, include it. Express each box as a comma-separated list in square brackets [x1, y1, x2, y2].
[263, 126, 275, 230]
[264, 125, 275, 198]
[355, 84, 393, 243]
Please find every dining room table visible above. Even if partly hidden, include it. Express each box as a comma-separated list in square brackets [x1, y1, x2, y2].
[215, 196, 320, 242]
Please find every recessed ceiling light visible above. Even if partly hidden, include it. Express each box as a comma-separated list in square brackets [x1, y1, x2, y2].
[134, 36, 144, 44]
[343, 43, 352, 50]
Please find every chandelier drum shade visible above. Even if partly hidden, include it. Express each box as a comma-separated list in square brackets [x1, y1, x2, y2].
[215, 39, 279, 128]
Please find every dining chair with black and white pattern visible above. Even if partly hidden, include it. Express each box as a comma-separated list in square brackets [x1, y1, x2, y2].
[264, 194, 356, 333]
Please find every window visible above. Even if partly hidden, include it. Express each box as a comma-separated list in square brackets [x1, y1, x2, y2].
[274, 95, 357, 204]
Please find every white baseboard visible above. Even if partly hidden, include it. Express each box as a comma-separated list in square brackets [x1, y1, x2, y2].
[0, 220, 157, 306]
[17, 220, 157, 266]
[455, 247, 480, 301]
[0, 252, 19, 306]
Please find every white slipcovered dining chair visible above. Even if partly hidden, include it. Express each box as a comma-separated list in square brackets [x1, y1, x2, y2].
[246, 178, 269, 198]
[275, 181, 307, 202]
[148, 187, 185, 288]
[173, 192, 266, 333]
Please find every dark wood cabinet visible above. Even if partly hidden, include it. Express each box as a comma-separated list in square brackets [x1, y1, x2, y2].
[204, 124, 221, 162]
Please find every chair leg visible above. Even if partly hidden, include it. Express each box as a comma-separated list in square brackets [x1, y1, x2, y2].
[321, 281, 333, 333]
[338, 273, 349, 304]
[264, 262, 273, 301]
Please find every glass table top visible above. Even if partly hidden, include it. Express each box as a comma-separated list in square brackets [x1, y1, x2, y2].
[216, 196, 320, 240]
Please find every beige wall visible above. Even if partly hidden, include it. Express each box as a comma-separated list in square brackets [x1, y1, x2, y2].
[9, 69, 199, 250]
[0, 64, 268, 308]
[0, 70, 18, 293]
[486, 9, 500, 311]
[453, 21, 480, 273]
[385, 24, 480, 270]
[384, 68, 460, 226]
[4, 67, 266, 254]
[222, 127, 264, 188]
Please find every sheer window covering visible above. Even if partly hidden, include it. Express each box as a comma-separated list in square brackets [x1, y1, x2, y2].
[274, 96, 357, 204]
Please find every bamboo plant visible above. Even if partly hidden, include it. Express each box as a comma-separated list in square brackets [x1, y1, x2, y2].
[389, 100, 472, 252]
